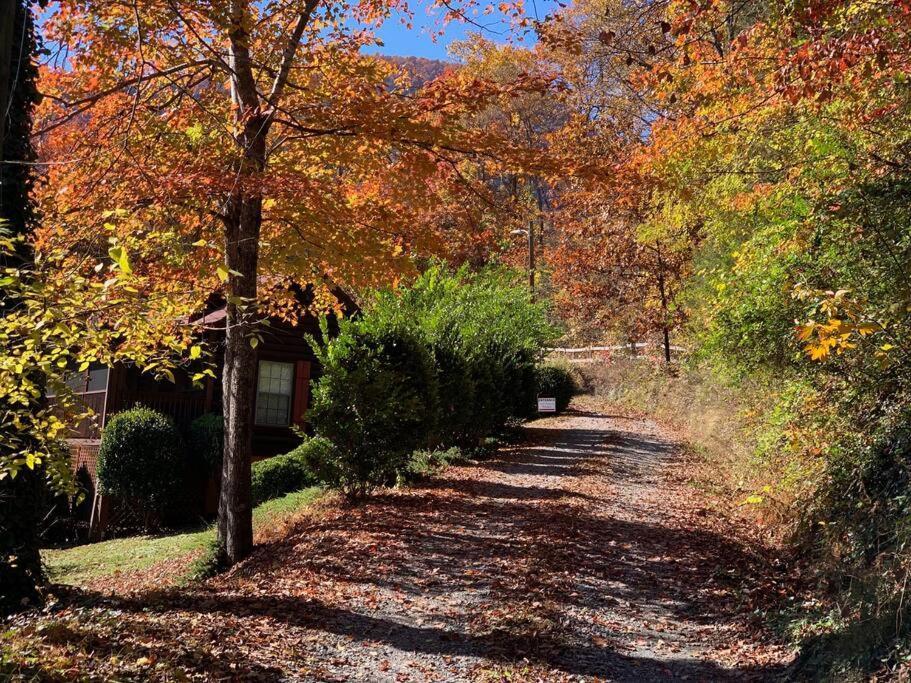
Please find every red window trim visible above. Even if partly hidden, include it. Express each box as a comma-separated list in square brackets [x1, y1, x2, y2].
[292, 360, 311, 425]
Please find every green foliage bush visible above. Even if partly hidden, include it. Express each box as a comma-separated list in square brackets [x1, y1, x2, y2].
[431, 343, 477, 447]
[535, 363, 579, 413]
[309, 325, 439, 499]
[592, 174, 911, 673]
[250, 437, 330, 505]
[97, 406, 185, 515]
[187, 413, 223, 474]
[308, 264, 558, 498]
[668, 144, 911, 672]
[368, 264, 558, 444]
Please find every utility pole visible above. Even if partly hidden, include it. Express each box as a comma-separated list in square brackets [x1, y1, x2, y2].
[527, 220, 535, 300]
[655, 242, 672, 364]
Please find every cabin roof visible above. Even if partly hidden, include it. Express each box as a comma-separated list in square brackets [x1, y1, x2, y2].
[191, 307, 228, 327]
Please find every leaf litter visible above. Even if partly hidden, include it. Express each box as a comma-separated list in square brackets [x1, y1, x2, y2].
[3, 397, 794, 681]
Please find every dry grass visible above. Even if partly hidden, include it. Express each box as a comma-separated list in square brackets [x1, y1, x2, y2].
[577, 357, 789, 531]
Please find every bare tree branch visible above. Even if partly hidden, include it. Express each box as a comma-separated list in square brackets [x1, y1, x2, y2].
[267, 0, 321, 107]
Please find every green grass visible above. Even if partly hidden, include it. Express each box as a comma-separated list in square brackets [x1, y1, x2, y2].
[42, 486, 323, 586]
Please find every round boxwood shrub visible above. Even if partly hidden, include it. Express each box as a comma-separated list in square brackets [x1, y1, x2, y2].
[96, 405, 185, 515]
[535, 363, 579, 413]
[187, 412, 223, 474]
[251, 437, 330, 505]
[309, 324, 439, 500]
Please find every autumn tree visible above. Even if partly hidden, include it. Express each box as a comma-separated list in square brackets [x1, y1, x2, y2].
[37, 0, 551, 565]
[529, 0, 689, 349]
[446, 39, 566, 279]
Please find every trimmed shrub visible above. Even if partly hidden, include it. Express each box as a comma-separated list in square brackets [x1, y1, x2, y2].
[366, 264, 558, 446]
[309, 324, 439, 500]
[187, 413, 223, 474]
[250, 437, 330, 505]
[307, 264, 560, 499]
[507, 349, 539, 420]
[96, 406, 185, 517]
[535, 363, 579, 413]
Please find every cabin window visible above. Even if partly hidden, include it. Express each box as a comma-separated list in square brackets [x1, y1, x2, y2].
[53, 365, 108, 396]
[255, 360, 294, 426]
[86, 367, 109, 392]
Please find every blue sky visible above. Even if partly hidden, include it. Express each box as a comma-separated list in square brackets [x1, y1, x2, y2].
[369, 1, 561, 61]
[35, 1, 562, 66]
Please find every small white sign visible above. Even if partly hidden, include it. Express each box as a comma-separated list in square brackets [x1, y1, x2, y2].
[537, 397, 556, 413]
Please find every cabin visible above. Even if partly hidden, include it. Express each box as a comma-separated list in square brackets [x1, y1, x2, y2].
[62, 295, 348, 539]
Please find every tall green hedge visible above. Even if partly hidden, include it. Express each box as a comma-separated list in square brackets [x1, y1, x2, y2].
[368, 264, 557, 442]
[308, 264, 561, 499]
[310, 325, 439, 499]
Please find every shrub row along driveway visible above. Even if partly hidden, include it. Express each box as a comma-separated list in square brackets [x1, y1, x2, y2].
[9, 398, 792, 680]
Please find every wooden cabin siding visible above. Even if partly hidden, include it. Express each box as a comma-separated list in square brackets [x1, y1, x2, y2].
[62, 315, 323, 466]
[104, 364, 208, 430]
[55, 310, 338, 539]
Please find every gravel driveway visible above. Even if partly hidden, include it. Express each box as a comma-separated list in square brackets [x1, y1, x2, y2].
[14, 398, 792, 681]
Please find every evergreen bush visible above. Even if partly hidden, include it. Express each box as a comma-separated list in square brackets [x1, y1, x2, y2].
[250, 437, 330, 505]
[535, 363, 579, 413]
[96, 406, 185, 517]
[308, 264, 559, 498]
[187, 413, 223, 474]
[367, 264, 558, 445]
[309, 325, 439, 500]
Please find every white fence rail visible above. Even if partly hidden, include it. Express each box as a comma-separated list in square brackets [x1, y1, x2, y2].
[547, 343, 687, 362]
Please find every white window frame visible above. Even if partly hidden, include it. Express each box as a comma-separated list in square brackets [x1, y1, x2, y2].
[254, 360, 295, 427]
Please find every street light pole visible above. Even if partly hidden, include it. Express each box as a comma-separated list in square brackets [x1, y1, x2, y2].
[511, 224, 535, 300]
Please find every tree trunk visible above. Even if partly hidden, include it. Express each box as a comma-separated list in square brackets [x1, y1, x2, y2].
[214, 0, 319, 565]
[217, 192, 262, 563]
[216, 223, 257, 562]
[0, 0, 14, 160]
[215, 1, 272, 567]
[216, 118, 265, 564]
[655, 244, 672, 365]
